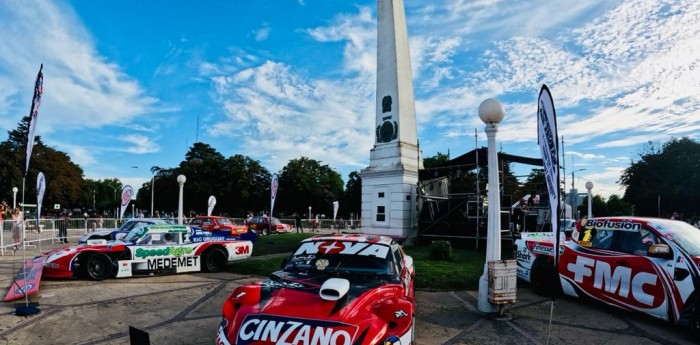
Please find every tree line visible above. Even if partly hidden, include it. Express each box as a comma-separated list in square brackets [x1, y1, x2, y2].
[0, 116, 697, 223]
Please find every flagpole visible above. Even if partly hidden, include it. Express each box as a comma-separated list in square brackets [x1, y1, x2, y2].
[21, 177, 30, 309]
[14, 64, 43, 316]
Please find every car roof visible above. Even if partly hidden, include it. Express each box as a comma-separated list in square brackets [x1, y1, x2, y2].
[125, 218, 167, 223]
[143, 225, 190, 233]
[299, 233, 394, 246]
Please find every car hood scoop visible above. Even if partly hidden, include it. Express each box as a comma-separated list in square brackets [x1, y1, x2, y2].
[319, 278, 349, 301]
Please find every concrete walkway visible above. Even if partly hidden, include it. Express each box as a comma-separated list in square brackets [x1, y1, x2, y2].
[0, 243, 697, 345]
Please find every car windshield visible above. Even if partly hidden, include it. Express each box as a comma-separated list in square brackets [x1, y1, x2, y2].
[218, 218, 233, 225]
[283, 241, 396, 278]
[122, 226, 149, 243]
[650, 219, 700, 255]
[120, 219, 167, 231]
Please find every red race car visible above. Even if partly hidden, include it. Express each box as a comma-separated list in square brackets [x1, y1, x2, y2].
[515, 217, 700, 337]
[216, 234, 415, 345]
[189, 216, 249, 236]
[245, 216, 293, 235]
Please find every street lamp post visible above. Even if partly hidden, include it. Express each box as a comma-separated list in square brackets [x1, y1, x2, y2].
[177, 175, 186, 225]
[570, 168, 586, 219]
[585, 181, 594, 219]
[110, 185, 117, 218]
[12, 187, 18, 210]
[150, 166, 161, 218]
[477, 98, 505, 313]
[308, 206, 312, 220]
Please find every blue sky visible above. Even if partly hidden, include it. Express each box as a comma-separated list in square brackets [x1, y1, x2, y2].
[1, 0, 698, 200]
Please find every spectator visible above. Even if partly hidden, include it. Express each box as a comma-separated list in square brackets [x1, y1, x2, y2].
[0, 200, 7, 221]
[57, 212, 68, 244]
[294, 213, 303, 233]
[11, 208, 22, 250]
[512, 198, 528, 232]
[527, 191, 540, 208]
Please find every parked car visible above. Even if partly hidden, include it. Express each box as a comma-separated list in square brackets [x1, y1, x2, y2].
[244, 216, 292, 235]
[78, 218, 172, 244]
[216, 234, 415, 345]
[189, 216, 246, 234]
[44, 224, 253, 281]
[188, 216, 256, 242]
[515, 217, 700, 337]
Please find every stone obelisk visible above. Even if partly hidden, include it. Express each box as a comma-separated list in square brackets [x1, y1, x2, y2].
[360, 0, 422, 240]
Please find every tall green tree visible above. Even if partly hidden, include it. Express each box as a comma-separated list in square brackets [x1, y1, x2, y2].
[519, 169, 546, 200]
[342, 171, 362, 218]
[605, 194, 633, 216]
[137, 143, 228, 216]
[579, 194, 610, 218]
[0, 116, 84, 214]
[423, 152, 450, 169]
[222, 154, 271, 216]
[620, 137, 700, 218]
[276, 157, 343, 218]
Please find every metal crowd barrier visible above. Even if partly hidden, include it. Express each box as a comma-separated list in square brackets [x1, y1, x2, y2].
[0, 218, 129, 256]
[0, 217, 363, 255]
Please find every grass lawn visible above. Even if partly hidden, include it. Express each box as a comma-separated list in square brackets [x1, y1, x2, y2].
[233, 233, 514, 291]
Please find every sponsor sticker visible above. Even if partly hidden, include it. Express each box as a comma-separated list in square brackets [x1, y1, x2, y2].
[583, 219, 642, 232]
[294, 241, 389, 258]
[532, 243, 554, 256]
[135, 246, 193, 258]
[236, 315, 357, 345]
[15, 284, 34, 294]
[147, 256, 200, 270]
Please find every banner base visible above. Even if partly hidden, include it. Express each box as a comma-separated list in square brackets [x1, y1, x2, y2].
[14, 301, 40, 316]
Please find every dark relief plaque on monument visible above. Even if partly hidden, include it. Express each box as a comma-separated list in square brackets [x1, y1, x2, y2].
[376, 121, 398, 143]
[382, 95, 392, 113]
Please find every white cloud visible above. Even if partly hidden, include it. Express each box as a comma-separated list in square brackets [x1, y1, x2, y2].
[120, 134, 160, 154]
[0, 0, 160, 131]
[209, 58, 374, 173]
[307, 6, 376, 75]
[61, 144, 97, 167]
[253, 24, 271, 41]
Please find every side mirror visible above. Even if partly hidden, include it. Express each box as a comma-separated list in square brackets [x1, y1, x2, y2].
[647, 244, 673, 260]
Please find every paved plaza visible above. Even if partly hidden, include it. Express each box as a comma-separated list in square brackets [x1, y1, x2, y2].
[0, 242, 697, 345]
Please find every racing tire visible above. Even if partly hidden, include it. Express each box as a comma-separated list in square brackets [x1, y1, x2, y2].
[84, 253, 114, 281]
[203, 247, 228, 273]
[262, 228, 269, 236]
[530, 256, 561, 297]
[411, 314, 416, 344]
[690, 299, 700, 338]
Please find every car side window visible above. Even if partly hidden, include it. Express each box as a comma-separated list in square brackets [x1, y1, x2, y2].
[616, 230, 650, 255]
[390, 243, 402, 274]
[580, 228, 613, 250]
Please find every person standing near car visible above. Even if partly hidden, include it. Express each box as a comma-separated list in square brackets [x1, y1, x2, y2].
[294, 213, 303, 233]
[57, 212, 68, 243]
[11, 208, 22, 249]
